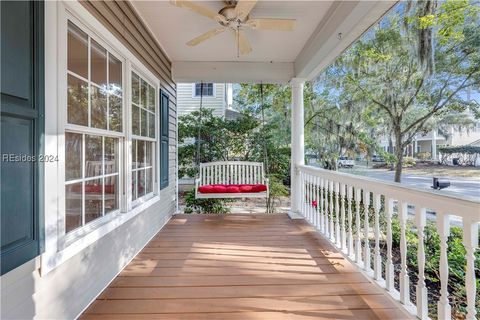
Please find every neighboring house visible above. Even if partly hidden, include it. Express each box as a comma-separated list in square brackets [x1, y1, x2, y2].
[177, 83, 234, 119]
[413, 120, 480, 161]
[377, 113, 480, 162]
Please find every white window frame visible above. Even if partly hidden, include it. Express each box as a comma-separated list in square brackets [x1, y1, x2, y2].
[192, 82, 215, 98]
[61, 16, 126, 246]
[42, 0, 163, 275]
[129, 69, 158, 209]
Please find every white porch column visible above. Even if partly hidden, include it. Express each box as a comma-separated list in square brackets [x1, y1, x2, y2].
[432, 130, 437, 161]
[289, 78, 306, 219]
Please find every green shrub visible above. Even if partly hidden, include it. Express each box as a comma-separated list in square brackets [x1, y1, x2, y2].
[416, 151, 431, 160]
[184, 190, 230, 214]
[402, 156, 416, 167]
[266, 175, 289, 213]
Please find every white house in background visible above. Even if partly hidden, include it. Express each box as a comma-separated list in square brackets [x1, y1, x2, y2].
[177, 83, 234, 119]
[413, 121, 480, 161]
[378, 119, 480, 161]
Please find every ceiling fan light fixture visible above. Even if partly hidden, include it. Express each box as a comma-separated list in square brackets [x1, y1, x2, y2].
[172, 0, 296, 56]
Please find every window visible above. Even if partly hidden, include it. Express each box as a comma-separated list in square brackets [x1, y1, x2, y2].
[65, 134, 120, 233]
[65, 21, 123, 233]
[131, 72, 156, 203]
[194, 83, 214, 97]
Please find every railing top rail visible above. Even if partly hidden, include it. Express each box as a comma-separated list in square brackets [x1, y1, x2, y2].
[200, 161, 264, 167]
[297, 164, 480, 221]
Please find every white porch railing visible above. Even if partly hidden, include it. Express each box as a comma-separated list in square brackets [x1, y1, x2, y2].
[297, 164, 480, 320]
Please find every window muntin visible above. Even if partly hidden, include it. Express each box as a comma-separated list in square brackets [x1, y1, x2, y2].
[67, 21, 123, 133]
[194, 83, 214, 97]
[131, 71, 156, 203]
[131, 140, 154, 200]
[65, 133, 120, 233]
[65, 20, 124, 234]
[131, 72, 156, 139]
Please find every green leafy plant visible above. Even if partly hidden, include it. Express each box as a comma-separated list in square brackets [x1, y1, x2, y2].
[183, 190, 230, 214]
[416, 151, 431, 160]
[266, 175, 289, 213]
[402, 156, 416, 168]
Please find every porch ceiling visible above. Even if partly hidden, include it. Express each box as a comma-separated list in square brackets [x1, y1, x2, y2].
[131, 1, 396, 83]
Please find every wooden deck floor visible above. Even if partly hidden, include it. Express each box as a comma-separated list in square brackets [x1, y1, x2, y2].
[81, 214, 413, 319]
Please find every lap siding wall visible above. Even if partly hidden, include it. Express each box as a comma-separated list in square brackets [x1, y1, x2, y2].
[0, 1, 177, 319]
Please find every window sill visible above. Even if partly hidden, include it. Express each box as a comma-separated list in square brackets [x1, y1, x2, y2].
[40, 195, 162, 276]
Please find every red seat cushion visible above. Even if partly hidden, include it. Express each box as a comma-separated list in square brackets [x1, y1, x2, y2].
[212, 185, 227, 193]
[239, 185, 253, 192]
[226, 186, 241, 193]
[251, 184, 268, 192]
[198, 184, 267, 194]
[198, 185, 213, 193]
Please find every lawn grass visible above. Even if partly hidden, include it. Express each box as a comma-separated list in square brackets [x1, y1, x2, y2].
[404, 165, 480, 178]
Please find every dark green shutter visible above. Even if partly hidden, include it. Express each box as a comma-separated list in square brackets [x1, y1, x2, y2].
[160, 91, 169, 189]
[1, 0, 44, 275]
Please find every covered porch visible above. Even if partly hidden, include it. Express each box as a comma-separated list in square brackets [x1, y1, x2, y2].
[1, 1, 478, 319]
[95, 0, 479, 319]
[82, 214, 411, 319]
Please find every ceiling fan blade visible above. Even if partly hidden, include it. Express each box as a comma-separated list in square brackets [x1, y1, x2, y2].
[238, 30, 252, 55]
[246, 18, 296, 31]
[186, 27, 226, 46]
[235, 0, 257, 21]
[170, 0, 227, 24]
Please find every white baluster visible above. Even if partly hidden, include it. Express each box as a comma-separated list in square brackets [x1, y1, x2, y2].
[436, 213, 451, 320]
[373, 194, 382, 281]
[329, 180, 334, 242]
[364, 190, 371, 273]
[386, 197, 395, 292]
[315, 176, 320, 229]
[354, 188, 362, 264]
[415, 207, 428, 319]
[324, 179, 330, 239]
[302, 172, 306, 218]
[340, 183, 346, 252]
[399, 201, 410, 305]
[335, 182, 340, 246]
[307, 175, 312, 222]
[320, 178, 325, 234]
[463, 219, 478, 320]
[347, 186, 354, 257]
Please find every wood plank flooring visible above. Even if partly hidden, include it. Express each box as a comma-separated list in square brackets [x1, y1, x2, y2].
[81, 214, 413, 319]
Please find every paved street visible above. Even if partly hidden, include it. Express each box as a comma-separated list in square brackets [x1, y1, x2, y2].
[339, 167, 480, 199]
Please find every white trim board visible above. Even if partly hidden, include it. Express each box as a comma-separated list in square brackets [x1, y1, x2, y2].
[42, 0, 167, 275]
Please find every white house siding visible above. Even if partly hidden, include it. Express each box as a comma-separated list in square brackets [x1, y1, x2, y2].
[0, 1, 177, 319]
[177, 83, 226, 118]
[0, 199, 172, 319]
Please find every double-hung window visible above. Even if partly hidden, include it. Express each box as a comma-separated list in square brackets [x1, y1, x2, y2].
[131, 72, 157, 204]
[194, 83, 214, 97]
[64, 21, 123, 233]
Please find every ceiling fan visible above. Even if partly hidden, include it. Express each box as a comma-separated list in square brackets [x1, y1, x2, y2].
[170, 0, 296, 56]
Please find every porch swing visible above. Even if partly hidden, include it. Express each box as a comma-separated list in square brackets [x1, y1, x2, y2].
[194, 83, 269, 199]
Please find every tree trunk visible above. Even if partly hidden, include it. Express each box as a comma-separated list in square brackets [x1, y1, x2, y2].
[394, 128, 404, 183]
[389, 133, 395, 171]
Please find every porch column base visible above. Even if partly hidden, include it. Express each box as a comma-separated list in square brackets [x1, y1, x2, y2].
[288, 210, 304, 220]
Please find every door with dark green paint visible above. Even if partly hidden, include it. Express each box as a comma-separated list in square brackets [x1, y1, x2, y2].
[1, 0, 44, 275]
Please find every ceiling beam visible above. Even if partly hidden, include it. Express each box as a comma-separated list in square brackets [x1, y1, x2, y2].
[172, 61, 294, 84]
[294, 0, 397, 81]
